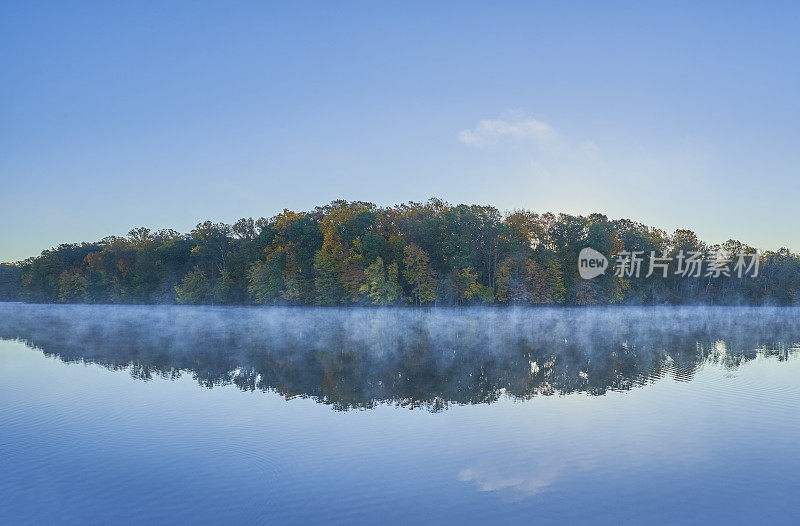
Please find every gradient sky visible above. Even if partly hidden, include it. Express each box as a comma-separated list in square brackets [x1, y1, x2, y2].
[2, 1, 799, 262]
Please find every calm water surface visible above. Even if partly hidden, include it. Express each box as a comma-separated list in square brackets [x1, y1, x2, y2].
[1, 304, 800, 525]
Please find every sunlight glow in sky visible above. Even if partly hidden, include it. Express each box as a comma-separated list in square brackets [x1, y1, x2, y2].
[2, 1, 799, 262]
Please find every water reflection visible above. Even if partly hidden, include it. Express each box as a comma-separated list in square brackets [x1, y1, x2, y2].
[1, 304, 798, 411]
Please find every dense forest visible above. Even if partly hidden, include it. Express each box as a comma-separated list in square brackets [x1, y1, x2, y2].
[1, 199, 799, 306]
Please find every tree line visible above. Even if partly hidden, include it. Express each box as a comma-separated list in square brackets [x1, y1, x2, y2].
[2, 199, 799, 305]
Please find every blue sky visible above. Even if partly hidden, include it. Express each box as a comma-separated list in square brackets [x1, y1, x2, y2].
[2, 1, 799, 262]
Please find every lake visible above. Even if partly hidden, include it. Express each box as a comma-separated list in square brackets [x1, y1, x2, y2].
[1, 304, 800, 525]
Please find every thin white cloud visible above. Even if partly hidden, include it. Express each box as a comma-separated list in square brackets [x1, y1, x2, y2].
[458, 111, 560, 149]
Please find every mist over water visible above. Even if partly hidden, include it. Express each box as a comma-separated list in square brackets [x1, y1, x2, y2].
[3, 304, 800, 524]
[1, 304, 799, 408]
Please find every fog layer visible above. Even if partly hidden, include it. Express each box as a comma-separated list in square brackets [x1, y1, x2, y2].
[1, 305, 798, 410]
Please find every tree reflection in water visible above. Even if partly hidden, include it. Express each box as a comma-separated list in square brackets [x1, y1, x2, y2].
[1, 304, 798, 411]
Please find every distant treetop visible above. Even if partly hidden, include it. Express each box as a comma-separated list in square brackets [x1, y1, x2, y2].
[3, 199, 798, 306]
